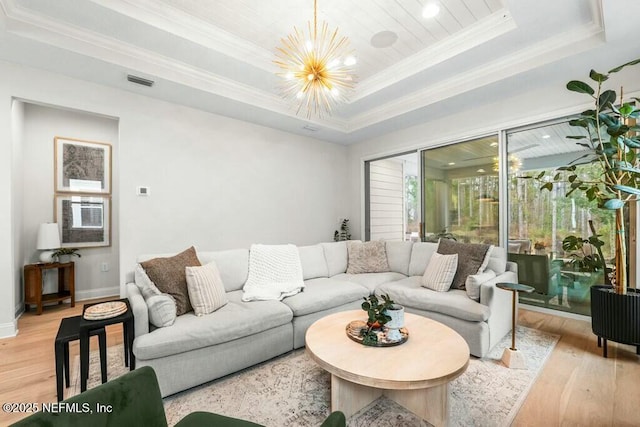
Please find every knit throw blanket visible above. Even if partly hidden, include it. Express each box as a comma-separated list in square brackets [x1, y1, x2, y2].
[242, 244, 305, 301]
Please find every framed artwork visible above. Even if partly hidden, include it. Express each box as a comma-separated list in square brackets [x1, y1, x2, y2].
[55, 195, 111, 248]
[54, 137, 111, 194]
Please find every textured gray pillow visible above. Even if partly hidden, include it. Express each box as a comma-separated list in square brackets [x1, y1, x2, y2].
[437, 239, 491, 290]
[140, 246, 201, 315]
[346, 241, 390, 274]
[146, 294, 177, 327]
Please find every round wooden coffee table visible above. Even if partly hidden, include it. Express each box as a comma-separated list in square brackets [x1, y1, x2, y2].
[306, 310, 469, 426]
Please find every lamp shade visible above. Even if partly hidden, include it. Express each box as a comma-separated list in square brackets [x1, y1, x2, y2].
[37, 223, 61, 250]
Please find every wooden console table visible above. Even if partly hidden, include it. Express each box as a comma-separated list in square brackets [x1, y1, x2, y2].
[24, 262, 75, 315]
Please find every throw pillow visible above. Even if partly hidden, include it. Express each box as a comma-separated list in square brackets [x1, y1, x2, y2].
[134, 264, 161, 300]
[186, 262, 229, 316]
[465, 270, 497, 301]
[436, 239, 492, 290]
[422, 252, 458, 292]
[346, 241, 390, 274]
[146, 294, 177, 327]
[140, 246, 201, 316]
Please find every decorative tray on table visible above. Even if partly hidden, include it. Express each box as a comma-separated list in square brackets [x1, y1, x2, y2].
[345, 320, 409, 347]
[84, 301, 127, 320]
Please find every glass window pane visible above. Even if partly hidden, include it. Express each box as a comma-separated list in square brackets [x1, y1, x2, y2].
[421, 136, 499, 244]
[507, 120, 615, 316]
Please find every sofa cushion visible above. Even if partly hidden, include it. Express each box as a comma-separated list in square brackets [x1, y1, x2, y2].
[145, 294, 176, 328]
[332, 272, 407, 293]
[377, 276, 490, 322]
[422, 252, 458, 292]
[321, 241, 349, 276]
[298, 245, 329, 280]
[197, 249, 249, 292]
[133, 290, 293, 360]
[186, 262, 229, 316]
[486, 246, 507, 275]
[437, 240, 492, 290]
[140, 246, 201, 316]
[385, 241, 414, 275]
[408, 242, 438, 276]
[281, 278, 369, 317]
[346, 241, 390, 274]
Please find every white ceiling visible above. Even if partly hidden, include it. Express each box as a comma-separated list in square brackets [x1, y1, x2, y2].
[0, 0, 637, 144]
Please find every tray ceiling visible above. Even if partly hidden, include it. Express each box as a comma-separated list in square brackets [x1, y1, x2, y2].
[0, 0, 634, 144]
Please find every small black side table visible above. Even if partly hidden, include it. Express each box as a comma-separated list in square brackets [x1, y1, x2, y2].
[497, 282, 535, 369]
[54, 316, 107, 401]
[79, 298, 135, 392]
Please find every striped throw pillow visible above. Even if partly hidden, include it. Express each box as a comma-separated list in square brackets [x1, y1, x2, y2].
[186, 262, 228, 316]
[422, 252, 458, 292]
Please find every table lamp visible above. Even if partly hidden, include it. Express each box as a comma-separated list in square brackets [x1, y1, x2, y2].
[37, 223, 61, 263]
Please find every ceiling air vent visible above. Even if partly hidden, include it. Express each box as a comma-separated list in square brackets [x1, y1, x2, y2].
[127, 74, 154, 87]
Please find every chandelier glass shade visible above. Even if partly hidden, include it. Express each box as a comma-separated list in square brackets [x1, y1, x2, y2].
[274, 0, 356, 118]
[493, 154, 522, 173]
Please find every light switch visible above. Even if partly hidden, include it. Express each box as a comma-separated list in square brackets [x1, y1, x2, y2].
[137, 186, 150, 196]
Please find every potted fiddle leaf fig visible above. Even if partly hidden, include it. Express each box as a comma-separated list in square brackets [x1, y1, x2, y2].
[527, 57, 640, 356]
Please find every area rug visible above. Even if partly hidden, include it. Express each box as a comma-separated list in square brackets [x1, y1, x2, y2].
[70, 326, 558, 427]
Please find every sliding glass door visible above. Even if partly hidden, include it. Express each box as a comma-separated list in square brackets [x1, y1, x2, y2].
[420, 135, 499, 244]
[505, 119, 632, 316]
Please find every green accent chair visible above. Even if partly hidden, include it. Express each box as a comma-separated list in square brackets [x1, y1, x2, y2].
[507, 253, 562, 304]
[11, 366, 346, 427]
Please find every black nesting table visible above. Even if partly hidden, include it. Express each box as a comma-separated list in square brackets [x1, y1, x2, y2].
[54, 316, 107, 401]
[79, 298, 135, 392]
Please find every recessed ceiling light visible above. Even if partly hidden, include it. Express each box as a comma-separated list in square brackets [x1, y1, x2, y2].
[542, 134, 551, 139]
[422, 2, 440, 19]
[370, 31, 398, 49]
[448, 162, 456, 166]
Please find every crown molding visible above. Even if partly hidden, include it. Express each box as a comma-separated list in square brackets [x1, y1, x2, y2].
[347, 22, 606, 132]
[0, 0, 347, 131]
[87, 0, 274, 73]
[353, 9, 517, 102]
[0, 0, 609, 137]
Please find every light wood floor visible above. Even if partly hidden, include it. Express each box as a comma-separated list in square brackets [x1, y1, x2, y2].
[1, 301, 639, 426]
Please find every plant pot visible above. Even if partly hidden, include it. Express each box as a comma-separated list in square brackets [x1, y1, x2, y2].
[58, 255, 71, 263]
[590, 285, 640, 356]
[384, 305, 405, 341]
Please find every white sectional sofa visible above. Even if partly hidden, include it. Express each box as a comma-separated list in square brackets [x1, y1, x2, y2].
[126, 241, 516, 397]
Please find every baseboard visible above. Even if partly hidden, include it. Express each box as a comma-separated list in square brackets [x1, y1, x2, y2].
[520, 303, 591, 322]
[75, 287, 120, 302]
[0, 320, 18, 339]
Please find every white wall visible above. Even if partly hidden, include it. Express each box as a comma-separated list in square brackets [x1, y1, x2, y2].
[116, 94, 349, 284]
[21, 103, 120, 301]
[0, 60, 349, 337]
[10, 100, 24, 325]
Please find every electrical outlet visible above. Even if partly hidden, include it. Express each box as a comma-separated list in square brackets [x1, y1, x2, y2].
[101, 262, 109, 272]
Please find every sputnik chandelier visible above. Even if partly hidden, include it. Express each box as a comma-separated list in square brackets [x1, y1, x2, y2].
[274, 0, 356, 118]
[493, 154, 522, 173]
